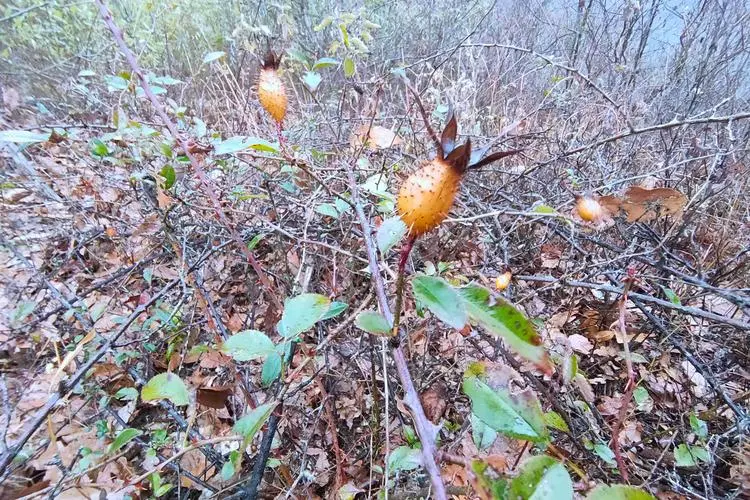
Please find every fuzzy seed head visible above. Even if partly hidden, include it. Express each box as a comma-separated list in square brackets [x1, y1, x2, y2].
[576, 196, 603, 222]
[495, 271, 512, 291]
[397, 160, 463, 235]
[258, 68, 287, 123]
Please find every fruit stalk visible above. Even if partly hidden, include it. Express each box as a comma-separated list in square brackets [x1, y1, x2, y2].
[391, 234, 417, 340]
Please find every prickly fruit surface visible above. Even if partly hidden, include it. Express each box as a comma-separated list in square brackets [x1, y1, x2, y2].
[576, 197, 603, 222]
[495, 271, 512, 291]
[258, 68, 287, 123]
[397, 160, 462, 235]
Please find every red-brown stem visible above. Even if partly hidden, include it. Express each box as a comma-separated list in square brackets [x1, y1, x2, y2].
[95, 0, 281, 313]
[611, 271, 636, 483]
[391, 235, 417, 338]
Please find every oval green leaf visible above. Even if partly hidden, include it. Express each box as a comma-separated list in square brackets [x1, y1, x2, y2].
[233, 401, 277, 445]
[261, 352, 282, 387]
[141, 372, 190, 406]
[463, 371, 548, 442]
[387, 446, 422, 474]
[343, 56, 355, 78]
[108, 428, 142, 454]
[376, 216, 407, 254]
[321, 301, 348, 320]
[355, 311, 392, 335]
[510, 455, 573, 500]
[277, 293, 331, 338]
[222, 330, 275, 361]
[587, 485, 656, 500]
[459, 284, 552, 374]
[412, 275, 467, 329]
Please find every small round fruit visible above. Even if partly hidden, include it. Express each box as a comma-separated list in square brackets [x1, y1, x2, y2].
[576, 196, 603, 222]
[495, 271, 512, 291]
[397, 160, 462, 235]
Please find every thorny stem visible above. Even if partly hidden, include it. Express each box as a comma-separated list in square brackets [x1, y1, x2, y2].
[611, 269, 637, 483]
[391, 235, 417, 339]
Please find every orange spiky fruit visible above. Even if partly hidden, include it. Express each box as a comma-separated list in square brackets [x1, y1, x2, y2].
[495, 271, 512, 291]
[397, 111, 519, 236]
[257, 51, 287, 123]
[576, 196, 603, 222]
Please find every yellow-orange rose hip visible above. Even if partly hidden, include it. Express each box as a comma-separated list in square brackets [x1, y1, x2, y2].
[495, 271, 512, 291]
[397, 159, 463, 235]
[576, 196, 603, 222]
[258, 52, 287, 123]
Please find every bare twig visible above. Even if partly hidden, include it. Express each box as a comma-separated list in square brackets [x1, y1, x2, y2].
[516, 275, 750, 330]
[610, 269, 637, 482]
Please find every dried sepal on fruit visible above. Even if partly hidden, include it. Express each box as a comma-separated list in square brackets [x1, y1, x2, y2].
[495, 271, 512, 291]
[257, 51, 287, 123]
[575, 195, 603, 222]
[397, 110, 520, 236]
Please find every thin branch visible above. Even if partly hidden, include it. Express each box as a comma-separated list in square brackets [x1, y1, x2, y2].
[344, 161, 447, 499]
[516, 275, 750, 330]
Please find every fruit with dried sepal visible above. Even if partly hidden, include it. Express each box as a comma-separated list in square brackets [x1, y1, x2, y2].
[576, 196, 603, 222]
[495, 271, 512, 291]
[257, 51, 287, 123]
[396, 111, 520, 235]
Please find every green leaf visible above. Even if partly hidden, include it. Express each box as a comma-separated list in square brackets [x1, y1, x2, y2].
[510, 456, 573, 500]
[412, 275, 467, 329]
[90, 138, 110, 158]
[214, 136, 278, 155]
[261, 352, 282, 387]
[355, 311, 392, 335]
[141, 372, 190, 406]
[463, 370, 548, 442]
[313, 16, 334, 32]
[689, 413, 708, 440]
[11, 300, 36, 325]
[343, 56, 355, 78]
[115, 387, 139, 401]
[151, 75, 183, 85]
[312, 57, 339, 70]
[203, 51, 226, 63]
[674, 443, 709, 467]
[459, 284, 552, 374]
[532, 204, 558, 215]
[0, 130, 51, 144]
[593, 443, 616, 465]
[661, 286, 681, 305]
[587, 485, 656, 500]
[221, 450, 240, 480]
[315, 203, 340, 218]
[159, 164, 176, 189]
[302, 71, 322, 92]
[472, 460, 509, 499]
[222, 330, 275, 361]
[234, 401, 277, 445]
[277, 293, 331, 338]
[633, 386, 652, 411]
[339, 24, 350, 48]
[543, 411, 570, 432]
[108, 428, 142, 454]
[387, 446, 422, 474]
[321, 301, 348, 320]
[104, 75, 129, 91]
[376, 217, 407, 254]
[471, 413, 497, 450]
[247, 233, 266, 250]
